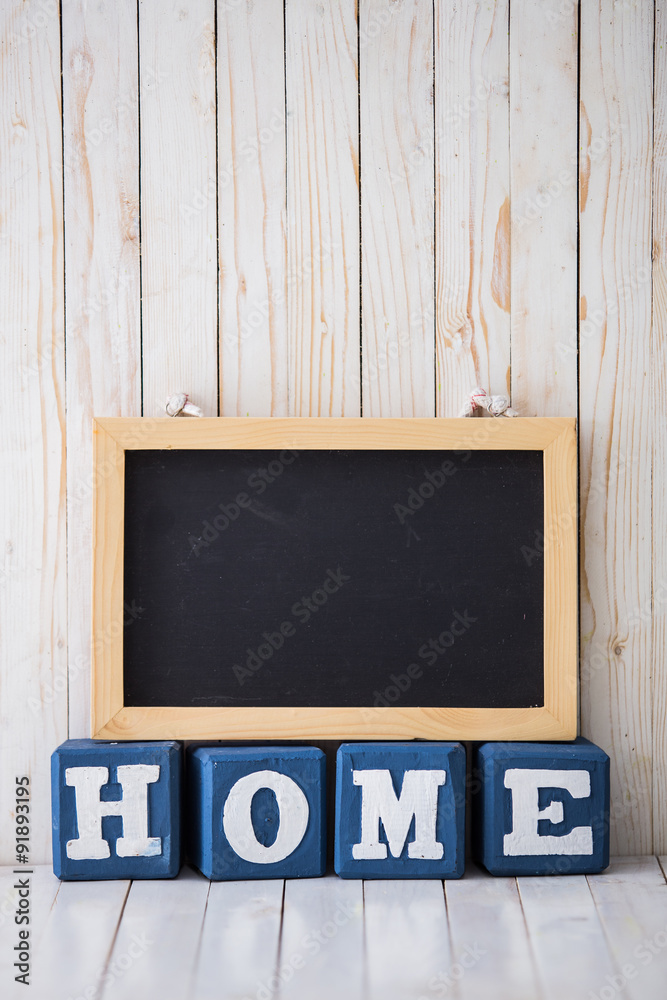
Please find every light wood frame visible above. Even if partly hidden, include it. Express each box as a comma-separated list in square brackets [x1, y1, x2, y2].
[92, 417, 577, 741]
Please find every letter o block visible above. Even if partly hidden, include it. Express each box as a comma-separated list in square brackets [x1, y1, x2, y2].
[51, 739, 182, 880]
[187, 746, 326, 880]
[334, 742, 465, 879]
[473, 737, 610, 875]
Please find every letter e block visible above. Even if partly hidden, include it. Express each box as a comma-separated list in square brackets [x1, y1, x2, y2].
[51, 739, 182, 880]
[187, 746, 326, 880]
[473, 737, 610, 875]
[334, 742, 465, 879]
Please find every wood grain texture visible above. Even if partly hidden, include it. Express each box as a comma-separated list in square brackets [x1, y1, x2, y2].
[0, 867, 60, 994]
[579, 0, 654, 855]
[62, 0, 141, 739]
[435, 0, 510, 416]
[279, 877, 364, 999]
[30, 879, 129, 1000]
[652, 1, 667, 856]
[509, 0, 578, 416]
[218, 0, 287, 417]
[286, 0, 360, 416]
[0, 1, 67, 866]
[518, 875, 617, 999]
[444, 863, 539, 1000]
[191, 879, 283, 1000]
[99, 868, 209, 999]
[139, 0, 218, 417]
[1, 0, 666, 859]
[360, 0, 434, 416]
[587, 857, 667, 1000]
[364, 881, 451, 1000]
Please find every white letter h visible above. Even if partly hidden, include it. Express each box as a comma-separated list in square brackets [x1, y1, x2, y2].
[65, 765, 162, 860]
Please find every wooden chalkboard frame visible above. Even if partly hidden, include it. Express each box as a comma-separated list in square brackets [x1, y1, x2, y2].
[91, 417, 577, 741]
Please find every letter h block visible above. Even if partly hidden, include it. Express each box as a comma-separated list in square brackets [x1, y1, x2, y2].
[51, 739, 182, 880]
[334, 742, 466, 879]
[187, 745, 326, 880]
[473, 737, 610, 876]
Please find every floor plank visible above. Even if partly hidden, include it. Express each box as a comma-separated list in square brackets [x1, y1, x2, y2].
[99, 867, 209, 999]
[364, 880, 451, 1000]
[445, 863, 539, 1000]
[0, 867, 60, 996]
[190, 878, 283, 1000]
[279, 876, 364, 1000]
[518, 874, 617, 1000]
[587, 856, 667, 1000]
[29, 879, 130, 1000]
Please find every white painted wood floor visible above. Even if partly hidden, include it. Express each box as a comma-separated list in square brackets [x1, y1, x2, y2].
[1, 859, 666, 1000]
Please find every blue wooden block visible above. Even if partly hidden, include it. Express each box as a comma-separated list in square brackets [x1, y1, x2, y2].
[334, 742, 466, 879]
[51, 739, 182, 881]
[473, 737, 610, 875]
[187, 745, 326, 880]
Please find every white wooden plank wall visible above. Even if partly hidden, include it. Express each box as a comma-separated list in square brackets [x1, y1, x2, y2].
[0, 0, 665, 862]
[579, 0, 655, 855]
[654, 0, 667, 856]
[219, 0, 288, 416]
[0, 0, 68, 867]
[435, 0, 510, 415]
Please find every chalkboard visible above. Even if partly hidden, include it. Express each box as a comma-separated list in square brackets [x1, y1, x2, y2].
[123, 448, 543, 709]
[92, 417, 577, 741]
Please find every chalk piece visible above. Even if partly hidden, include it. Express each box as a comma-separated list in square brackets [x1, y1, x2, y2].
[334, 742, 466, 879]
[51, 739, 182, 880]
[187, 745, 326, 880]
[473, 737, 610, 875]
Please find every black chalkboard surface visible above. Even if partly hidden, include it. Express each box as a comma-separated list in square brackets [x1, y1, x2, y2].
[91, 417, 577, 741]
[123, 449, 544, 710]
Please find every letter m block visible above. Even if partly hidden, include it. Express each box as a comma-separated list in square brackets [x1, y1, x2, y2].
[472, 737, 610, 876]
[334, 742, 465, 879]
[51, 739, 182, 880]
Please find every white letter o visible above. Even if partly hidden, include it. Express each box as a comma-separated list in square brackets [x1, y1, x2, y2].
[222, 770, 309, 863]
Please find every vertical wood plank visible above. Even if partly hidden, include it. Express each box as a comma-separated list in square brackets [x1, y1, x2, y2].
[445, 866, 539, 1000]
[509, 0, 578, 415]
[217, 0, 288, 417]
[0, 867, 60, 985]
[30, 880, 129, 1000]
[279, 877, 364, 1000]
[0, 0, 67, 865]
[587, 857, 667, 1000]
[140, 0, 218, 416]
[653, 1, 667, 856]
[99, 869, 209, 999]
[517, 875, 617, 999]
[435, 1, 510, 416]
[62, 0, 141, 739]
[360, 0, 434, 417]
[191, 880, 283, 1000]
[579, 0, 654, 854]
[285, 0, 360, 417]
[364, 881, 451, 1000]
